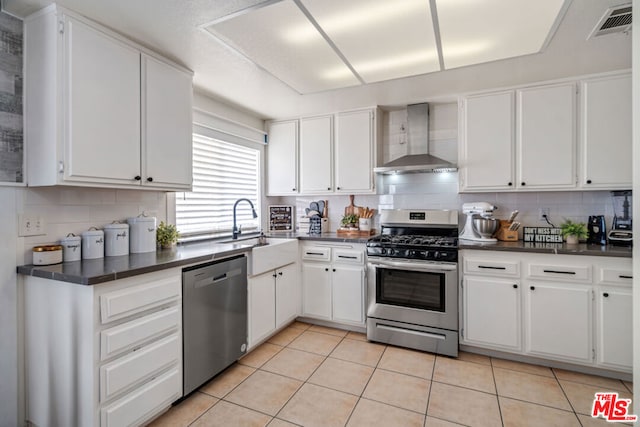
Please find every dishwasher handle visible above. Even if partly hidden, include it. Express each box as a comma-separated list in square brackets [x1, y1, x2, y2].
[194, 267, 242, 289]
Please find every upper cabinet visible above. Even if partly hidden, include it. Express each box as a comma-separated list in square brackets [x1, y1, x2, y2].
[579, 73, 632, 189]
[267, 108, 376, 196]
[25, 6, 193, 191]
[459, 91, 515, 191]
[266, 120, 298, 195]
[516, 83, 576, 190]
[460, 72, 631, 192]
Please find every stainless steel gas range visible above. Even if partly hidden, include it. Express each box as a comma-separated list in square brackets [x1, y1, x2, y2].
[366, 209, 459, 357]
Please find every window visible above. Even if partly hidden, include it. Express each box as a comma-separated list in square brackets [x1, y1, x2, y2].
[176, 132, 260, 240]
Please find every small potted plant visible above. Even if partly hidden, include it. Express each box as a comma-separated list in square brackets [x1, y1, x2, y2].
[156, 221, 180, 249]
[560, 219, 588, 244]
[341, 213, 359, 229]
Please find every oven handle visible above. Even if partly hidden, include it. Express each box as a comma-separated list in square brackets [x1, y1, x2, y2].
[368, 259, 457, 273]
[377, 325, 446, 341]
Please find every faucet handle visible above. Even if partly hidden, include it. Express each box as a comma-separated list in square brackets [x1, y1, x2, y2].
[237, 225, 242, 235]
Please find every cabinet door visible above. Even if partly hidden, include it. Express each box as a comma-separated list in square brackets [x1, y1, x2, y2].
[142, 55, 193, 190]
[596, 287, 632, 371]
[335, 110, 374, 193]
[580, 74, 632, 189]
[517, 83, 576, 189]
[332, 266, 364, 324]
[249, 273, 276, 347]
[460, 92, 515, 191]
[63, 16, 141, 185]
[302, 263, 331, 320]
[524, 281, 592, 363]
[275, 263, 300, 328]
[299, 116, 333, 193]
[267, 120, 298, 195]
[462, 276, 521, 351]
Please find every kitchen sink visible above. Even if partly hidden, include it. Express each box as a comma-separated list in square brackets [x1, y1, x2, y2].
[219, 236, 298, 275]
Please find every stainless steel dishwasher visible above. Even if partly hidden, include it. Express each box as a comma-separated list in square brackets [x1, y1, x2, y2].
[182, 254, 248, 396]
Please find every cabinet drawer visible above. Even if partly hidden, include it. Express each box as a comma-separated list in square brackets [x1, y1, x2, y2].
[100, 307, 180, 361]
[100, 275, 181, 324]
[302, 246, 331, 261]
[598, 268, 633, 286]
[464, 258, 519, 276]
[332, 249, 364, 265]
[100, 334, 180, 401]
[527, 263, 591, 282]
[100, 366, 181, 427]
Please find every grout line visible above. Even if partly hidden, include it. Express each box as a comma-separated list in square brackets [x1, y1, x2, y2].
[489, 358, 506, 427]
[552, 368, 581, 421]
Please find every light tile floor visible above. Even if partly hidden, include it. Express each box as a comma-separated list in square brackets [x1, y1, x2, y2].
[150, 322, 633, 427]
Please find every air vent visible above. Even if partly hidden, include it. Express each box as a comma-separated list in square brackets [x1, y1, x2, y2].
[589, 4, 632, 38]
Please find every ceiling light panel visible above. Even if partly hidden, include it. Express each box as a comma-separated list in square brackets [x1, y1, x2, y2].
[204, 0, 360, 93]
[436, 0, 567, 69]
[301, 0, 440, 83]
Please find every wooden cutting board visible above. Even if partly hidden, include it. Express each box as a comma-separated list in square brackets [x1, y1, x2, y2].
[345, 195, 356, 215]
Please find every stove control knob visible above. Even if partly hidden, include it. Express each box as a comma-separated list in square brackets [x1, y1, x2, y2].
[433, 251, 440, 259]
[388, 249, 395, 256]
[380, 248, 386, 255]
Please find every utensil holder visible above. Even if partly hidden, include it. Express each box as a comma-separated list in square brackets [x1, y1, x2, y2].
[496, 220, 518, 241]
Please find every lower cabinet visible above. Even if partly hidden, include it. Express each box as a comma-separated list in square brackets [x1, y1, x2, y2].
[524, 281, 592, 363]
[301, 244, 365, 327]
[460, 250, 632, 373]
[248, 262, 300, 348]
[24, 268, 183, 427]
[462, 276, 521, 351]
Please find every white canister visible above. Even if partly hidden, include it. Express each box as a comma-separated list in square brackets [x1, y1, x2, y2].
[104, 223, 130, 257]
[128, 216, 157, 253]
[60, 233, 82, 262]
[82, 228, 104, 259]
[32, 245, 63, 265]
[358, 217, 372, 231]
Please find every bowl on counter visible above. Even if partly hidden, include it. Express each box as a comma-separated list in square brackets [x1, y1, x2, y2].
[473, 217, 499, 238]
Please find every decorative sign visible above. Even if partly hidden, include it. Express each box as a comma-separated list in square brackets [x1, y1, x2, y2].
[268, 205, 293, 232]
[523, 227, 563, 243]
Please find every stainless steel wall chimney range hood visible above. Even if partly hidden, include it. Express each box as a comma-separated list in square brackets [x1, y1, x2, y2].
[374, 103, 457, 175]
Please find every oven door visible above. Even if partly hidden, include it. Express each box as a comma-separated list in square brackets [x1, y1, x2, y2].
[367, 257, 458, 331]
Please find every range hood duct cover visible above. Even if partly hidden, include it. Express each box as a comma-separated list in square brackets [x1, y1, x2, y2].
[374, 103, 457, 174]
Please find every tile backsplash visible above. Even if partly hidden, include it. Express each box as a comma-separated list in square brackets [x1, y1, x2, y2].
[18, 187, 167, 261]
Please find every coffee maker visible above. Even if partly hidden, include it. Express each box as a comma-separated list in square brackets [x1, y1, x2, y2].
[608, 190, 633, 246]
[587, 216, 606, 245]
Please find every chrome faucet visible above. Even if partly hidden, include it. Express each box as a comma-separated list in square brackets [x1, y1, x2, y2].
[232, 198, 258, 239]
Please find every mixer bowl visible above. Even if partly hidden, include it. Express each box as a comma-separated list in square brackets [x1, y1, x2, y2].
[473, 217, 499, 238]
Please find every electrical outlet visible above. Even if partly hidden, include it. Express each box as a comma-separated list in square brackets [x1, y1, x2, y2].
[19, 214, 46, 237]
[539, 208, 550, 221]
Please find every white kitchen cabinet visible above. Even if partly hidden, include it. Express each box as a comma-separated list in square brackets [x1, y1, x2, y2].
[299, 115, 333, 193]
[302, 263, 332, 320]
[461, 250, 632, 374]
[579, 73, 632, 189]
[266, 120, 298, 195]
[25, 6, 193, 191]
[267, 108, 377, 196]
[462, 276, 521, 352]
[459, 91, 515, 191]
[24, 268, 183, 427]
[524, 281, 592, 363]
[332, 265, 364, 324]
[516, 83, 577, 189]
[248, 261, 300, 348]
[142, 54, 193, 190]
[596, 287, 632, 370]
[301, 244, 366, 326]
[248, 271, 276, 347]
[334, 109, 376, 193]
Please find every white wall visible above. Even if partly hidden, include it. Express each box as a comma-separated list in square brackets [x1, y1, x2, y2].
[632, 0, 639, 403]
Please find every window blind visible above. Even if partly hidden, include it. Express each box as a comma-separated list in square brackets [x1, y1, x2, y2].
[176, 133, 260, 238]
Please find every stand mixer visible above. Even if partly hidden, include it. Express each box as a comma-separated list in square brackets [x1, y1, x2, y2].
[460, 202, 499, 242]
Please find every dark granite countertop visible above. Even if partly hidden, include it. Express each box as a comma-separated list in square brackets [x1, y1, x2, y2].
[458, 240, 632, 258]
[267, 232, 370, 244]
[17, 241, 254, 285]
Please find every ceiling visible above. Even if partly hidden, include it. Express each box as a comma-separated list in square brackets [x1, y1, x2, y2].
[203, 0, 568, 94]
[5, 0, 632, 121]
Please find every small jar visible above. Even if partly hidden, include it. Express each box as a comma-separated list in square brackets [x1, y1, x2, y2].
[60, 233, 82, 262]
[82, 228, 104, 259]
[32, 245, 63, 266]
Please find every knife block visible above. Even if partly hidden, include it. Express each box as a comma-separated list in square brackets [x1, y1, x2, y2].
[496, 220, 519, 241]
